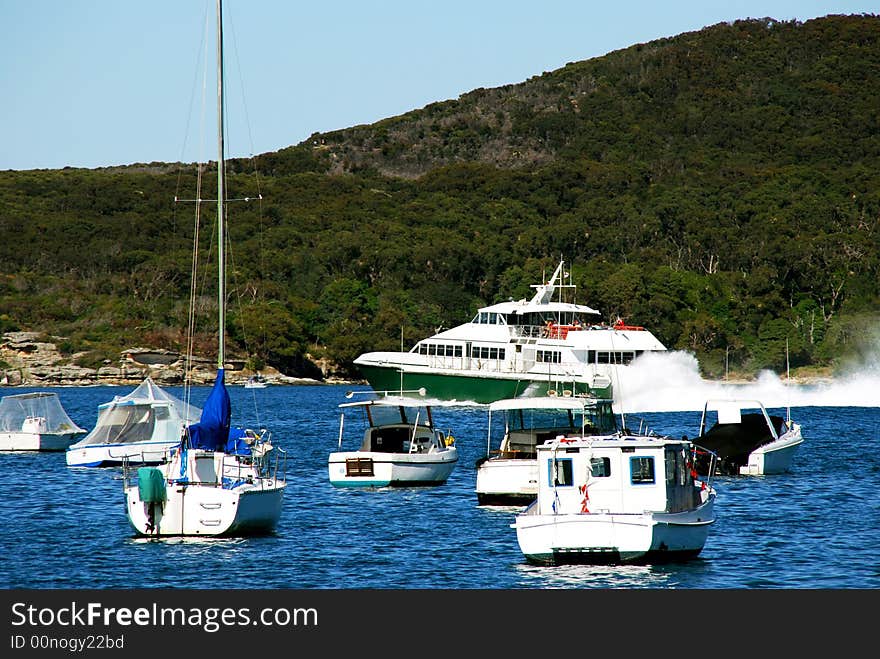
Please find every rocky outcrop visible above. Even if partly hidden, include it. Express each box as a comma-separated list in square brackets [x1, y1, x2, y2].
[0, 332, 325, 387]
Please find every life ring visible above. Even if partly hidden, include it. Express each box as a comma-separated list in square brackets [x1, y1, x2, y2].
[445, 434, 455, 446]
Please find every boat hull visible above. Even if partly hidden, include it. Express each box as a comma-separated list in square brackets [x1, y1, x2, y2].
[66, 441, 177, 468]
[124, 452, 285, 537]
[739, 429, 804, 475]
[125, 483, 284, 537]
[0, 431, 82, 452]
[475, 457, 538, 506]
[356, 365, 536, 404]
[512, 493, 716, 565]
[328, 449, 458, 487]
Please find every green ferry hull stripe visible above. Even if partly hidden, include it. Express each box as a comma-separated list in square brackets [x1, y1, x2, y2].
[356, 365, 609, 404]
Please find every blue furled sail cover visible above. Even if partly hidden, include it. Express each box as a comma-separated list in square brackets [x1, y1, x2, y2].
[226, 427, 252, 456]
[187, 369, 231, 451]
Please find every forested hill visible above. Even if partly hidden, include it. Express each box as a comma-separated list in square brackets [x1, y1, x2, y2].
[1, 14, 878, 382]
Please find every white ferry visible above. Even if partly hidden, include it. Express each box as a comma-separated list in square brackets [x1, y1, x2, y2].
[354, 260, 667, 403]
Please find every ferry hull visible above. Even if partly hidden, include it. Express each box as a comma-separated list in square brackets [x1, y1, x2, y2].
[357, 364, 605, 404]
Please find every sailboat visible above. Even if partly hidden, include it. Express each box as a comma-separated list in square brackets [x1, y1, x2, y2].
[122, 0, 286, 537]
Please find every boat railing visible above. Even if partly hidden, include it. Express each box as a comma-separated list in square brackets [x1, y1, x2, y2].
[691, 444, 718, 486]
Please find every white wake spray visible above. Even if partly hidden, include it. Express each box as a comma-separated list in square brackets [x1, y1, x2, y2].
[615, 350, 880, 413]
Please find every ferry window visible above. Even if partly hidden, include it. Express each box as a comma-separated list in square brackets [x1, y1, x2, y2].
[587, 350, 596, 364]
[428, 344, 437, 356]
[630, 456, 655, 484]
[590, 457, 611, 478]
[418, 344, 427, 355]
[454, 346, 462, 357]
[445, 345, 455, 356]
[488, 313, 497, 324]
[549, 458, 573, 487]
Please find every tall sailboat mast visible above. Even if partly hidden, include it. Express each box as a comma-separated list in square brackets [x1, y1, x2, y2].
[216, 0, 225, 370]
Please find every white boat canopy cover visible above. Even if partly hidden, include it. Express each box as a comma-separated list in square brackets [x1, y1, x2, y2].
[71, 378, 201, 447]
[0, 392, 85, 434]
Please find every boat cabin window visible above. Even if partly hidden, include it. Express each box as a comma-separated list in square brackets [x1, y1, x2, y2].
[630, 456, 655, 484]
[536, 350, 561, 363]
[470, 346, 505, 360]
[591, 350, 644, 365]
[590, 457, 611, 478]
[549, 457, 574, 486]
[472, 312, 504, 325]
[418, 343, 463, 357]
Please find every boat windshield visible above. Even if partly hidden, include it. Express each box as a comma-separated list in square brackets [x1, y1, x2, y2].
[471, 312, 505, 325]
[505, 402, 617, 435]
[370, 405, 432, 428]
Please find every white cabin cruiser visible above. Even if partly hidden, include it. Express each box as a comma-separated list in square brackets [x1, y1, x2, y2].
[354, 260, 666, 404]
[329, 389, 458, 487]
[512, 432, 716, 565]
[475, 394, 619, 506]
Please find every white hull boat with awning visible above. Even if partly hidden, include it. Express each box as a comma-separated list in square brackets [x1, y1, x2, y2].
[475, 394, 619, 506]
[66, 378, 201, 468]
[0, 392, 86, 451]
[693, 399, 804, 476]
[329, 390, 458, 488]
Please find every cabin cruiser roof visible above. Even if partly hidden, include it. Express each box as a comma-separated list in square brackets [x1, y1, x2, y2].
[488, 396, 608, 412]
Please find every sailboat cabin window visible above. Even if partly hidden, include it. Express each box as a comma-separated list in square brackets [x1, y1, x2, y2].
[630, 456, 655, 484]
[549, 458, 573, 486]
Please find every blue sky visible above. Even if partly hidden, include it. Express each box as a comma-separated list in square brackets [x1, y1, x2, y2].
[1, 0, 876, 171]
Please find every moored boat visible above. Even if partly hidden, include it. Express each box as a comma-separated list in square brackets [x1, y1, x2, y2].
[692, 399, 804, 476]
[512, 431, 716, 565]
[120, 0, 286, 537]
[475, 394, 619, 506]
[354, 260, 666, 404]
[66, 378, 200, 468]
[329, 389, 458, 487]
[0, 392, 85, 451]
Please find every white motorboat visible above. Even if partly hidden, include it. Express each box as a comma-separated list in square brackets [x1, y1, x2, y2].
[692, 399, 804, 476]
[329, 389, 458, 487]
[354, 259, 666, 404]
[244, 375, 268, 389]
[121, 0, 286, 537]
[0, 392, 86, 451]
[475, 394, 619, 506]
[65, 378, 201, 468]
[512, 432, 716, 565]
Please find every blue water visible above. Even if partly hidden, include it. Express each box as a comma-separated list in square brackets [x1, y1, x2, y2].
[1, 383, 878, 589]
